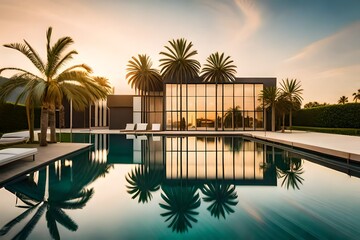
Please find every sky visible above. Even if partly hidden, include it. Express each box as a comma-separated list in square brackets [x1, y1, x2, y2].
[0, 0, 359, 104]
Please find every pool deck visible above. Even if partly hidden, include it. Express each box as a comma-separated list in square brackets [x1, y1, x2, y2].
[0, 142, 91, 187]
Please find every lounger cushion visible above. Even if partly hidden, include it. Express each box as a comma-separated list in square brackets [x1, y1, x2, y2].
[0, 148, 37, 166]
[136, 123, 148, 131]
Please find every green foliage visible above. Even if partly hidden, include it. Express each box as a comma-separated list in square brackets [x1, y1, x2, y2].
[0, 103, 40, 133]
[290, 126, 360, 136]
[293, 103, 360, 129]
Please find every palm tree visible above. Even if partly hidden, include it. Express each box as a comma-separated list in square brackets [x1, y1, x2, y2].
[0, 27, 111, 146]
[159, 185, 201, 233]
[201, 52, 236, 130]
[353, 89, 360, 103]
[279, 78, 303, 130]
[160, 38, 200, 130]
[338, 96, 348, 104]
[126, 54, 163, 123]
[201, 183, 238, 219]
[258, 86, 280, 131]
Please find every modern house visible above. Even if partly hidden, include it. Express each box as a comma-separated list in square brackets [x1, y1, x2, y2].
[108, 77, 276, 131]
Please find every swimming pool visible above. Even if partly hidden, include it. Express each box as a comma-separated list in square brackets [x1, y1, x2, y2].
[1, 134, 360, 239]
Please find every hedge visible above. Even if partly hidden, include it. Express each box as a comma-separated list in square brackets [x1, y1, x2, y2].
[0, 103, 40, 133]
[290, 126, 360, 136]
[293, 103, 360, 128]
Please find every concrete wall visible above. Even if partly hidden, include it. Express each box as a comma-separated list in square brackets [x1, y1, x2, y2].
[107, 95, 134, 129]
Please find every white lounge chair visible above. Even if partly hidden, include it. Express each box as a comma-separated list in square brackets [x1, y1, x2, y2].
[0, 148, 37, 166]
[151, 123, 161, 131]
[0, 132, 29, 146]
[120, 123, 136, 132]
[136, 123, 148, 131]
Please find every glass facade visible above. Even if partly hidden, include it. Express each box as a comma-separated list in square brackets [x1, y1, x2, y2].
[133, 94, 163, 126]
[165, 83, 264, 131]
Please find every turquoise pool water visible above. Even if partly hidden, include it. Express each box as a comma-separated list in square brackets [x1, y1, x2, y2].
[1, 134, 360, 239]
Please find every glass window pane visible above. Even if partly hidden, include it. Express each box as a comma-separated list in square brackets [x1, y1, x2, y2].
[234, 111, 243, 129]
[197, 97, 205, 111]
[155, 97, 163, 112]
[207, 96, 216, 111]
[234, 84, 243, 96]
[255, 111, 264, 129]
[224, 84, 233, 96]
[244, 111, 254, 129]
[255, 84, 263, 97]
[188, 97, 196, 111]
[207, 85, 216, 96]
[172, 97, 178, 111]
[172, 112, 179, 130]
[244, 84, 254, 96]
[217, 112, 223, 129]
[171, 84, 178, 96]
[224, 97, 233, 112]
[188, 112, 196, 130]
[244, 97, 254, 111]
[217, 85, 222, 97]
[166, 112, 172, 130]
[234, 96, 243, 111]
[166, 84, 172, 96]
[197, 84, 206, 96]
[188, 84, 196, 96]
[196, 112, 206, 130]
[182, 85, 187, 98]
[166, 97, 172, 111]
[223, 110, 233, 129]
[206, 112, 215, 130]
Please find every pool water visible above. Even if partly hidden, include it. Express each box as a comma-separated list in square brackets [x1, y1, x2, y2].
[1, 134, 360, 239]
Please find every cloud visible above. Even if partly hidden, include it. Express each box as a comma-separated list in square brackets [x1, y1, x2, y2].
[279, 22, 360, 104]
[234, 0, 261, 41]
[284, 21, 360, 68]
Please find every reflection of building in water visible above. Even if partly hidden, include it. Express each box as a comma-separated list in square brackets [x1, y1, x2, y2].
[91, 134, 109, 163]
[164, 136, 276, 185]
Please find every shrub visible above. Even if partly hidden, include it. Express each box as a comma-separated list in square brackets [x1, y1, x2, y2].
[293, 103, 360, 128]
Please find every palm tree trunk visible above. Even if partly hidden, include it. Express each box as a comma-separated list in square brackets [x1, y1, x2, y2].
[49, 108, 56, 143]
[215, 83, 218, 130]
[26, 99, 35, 143]
[289, 109, 292, 130]
[271, 104, 276, 132]
[40, 106, 48, 146]
[281, 112, 285, 133]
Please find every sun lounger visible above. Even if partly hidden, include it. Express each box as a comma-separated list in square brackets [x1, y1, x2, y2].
[151, 123, 161, 131]
[136, 123, 148, 131]
[0, 148, 37, 166]
[120, 123, 136, 132]
[0, 132, 29, 146]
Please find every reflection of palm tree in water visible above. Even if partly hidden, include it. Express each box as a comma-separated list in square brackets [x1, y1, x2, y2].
[159, 185, 201, 233]
[201, 183, 238, 219]
[276, 153, 304, 190]
[223, 106, 242, 129]
[1, 155, 110, 239]
[126, 165, 162, 203]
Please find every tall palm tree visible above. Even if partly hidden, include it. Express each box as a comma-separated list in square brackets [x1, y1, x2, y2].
[201, 52, 236, 130]
[258, 86, 280, 131]
[276, 93, 292, 133]
[0, 27, 111, 146]
[160, 38, 200, 130]
[280, 78, 303, 130]
[126, 54, 163, 123]
[353, 89, 360, 103]
[338, 96, 348, 104]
